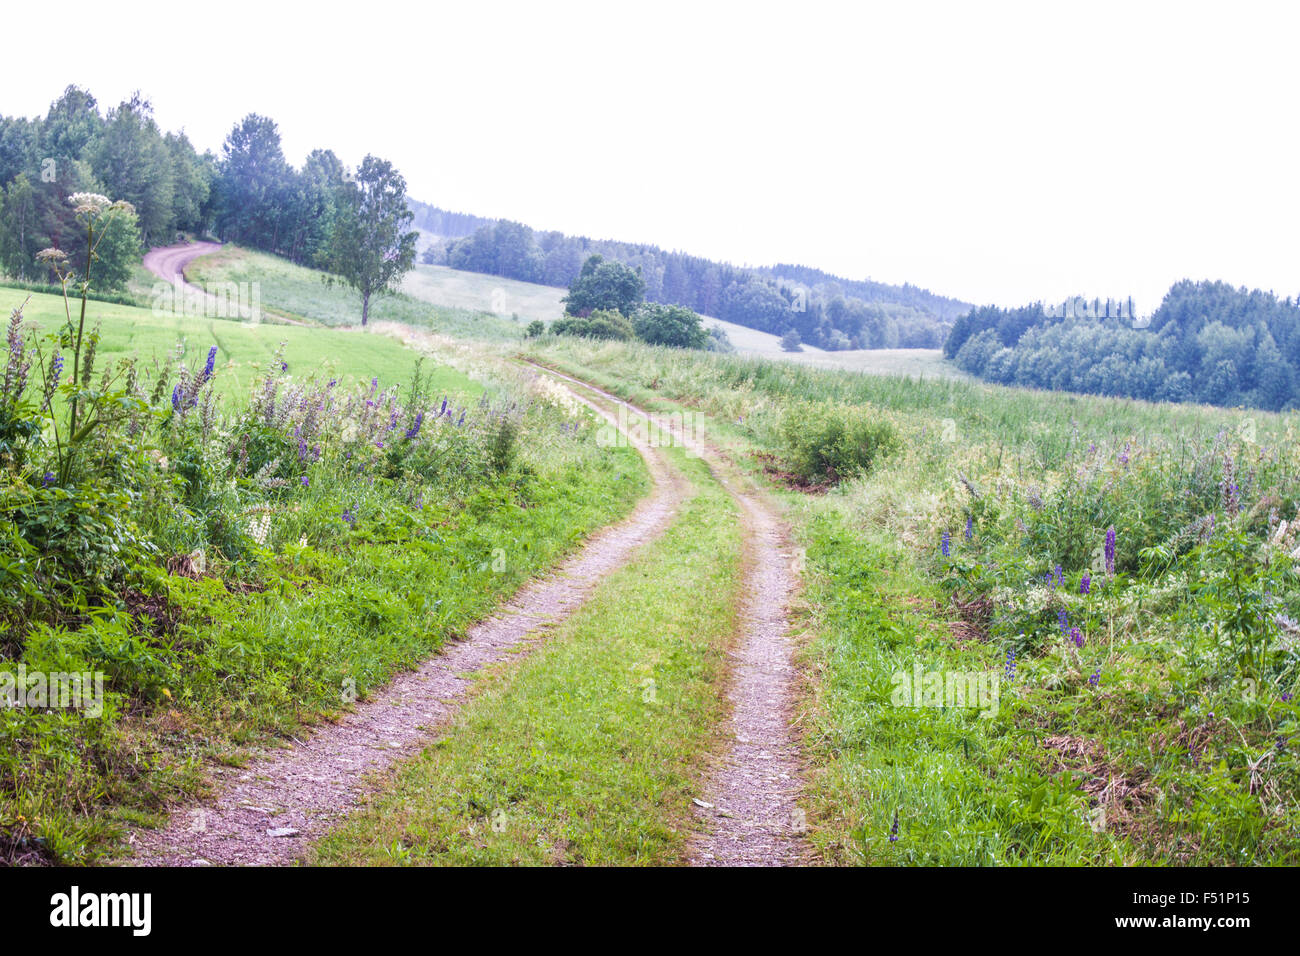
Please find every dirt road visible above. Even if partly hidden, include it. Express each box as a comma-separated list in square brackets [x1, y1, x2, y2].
[127, 360, 807, 866]
[527, 365, 809, 866]
[141, 241, 223, 293]
[126, 372, 685, 866]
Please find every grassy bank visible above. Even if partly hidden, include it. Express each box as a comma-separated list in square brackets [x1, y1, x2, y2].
[526, 337, 1300, 865]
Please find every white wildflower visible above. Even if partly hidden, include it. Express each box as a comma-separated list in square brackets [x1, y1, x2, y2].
[67, 192, 112, 216]
[248, 512, 272, 546]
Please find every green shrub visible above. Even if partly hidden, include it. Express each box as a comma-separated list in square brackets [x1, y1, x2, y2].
[779, 400, 899, 483]
[632, 303, 707, 349]
[551, 309, 634, 341]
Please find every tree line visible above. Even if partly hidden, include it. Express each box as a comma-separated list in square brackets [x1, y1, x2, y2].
[421, 215, 969, 350]
[944, 280, 1300, 411]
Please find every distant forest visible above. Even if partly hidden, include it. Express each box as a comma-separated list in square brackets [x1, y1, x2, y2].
[945, 280, 1300, 411]
[417, 208, 971, 350]
[407, 199, 495, 241]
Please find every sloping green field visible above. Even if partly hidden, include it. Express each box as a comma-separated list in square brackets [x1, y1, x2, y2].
[186, 246, 522, 340]
[2, 286, 479, 402]
[401, 264, 566, 323]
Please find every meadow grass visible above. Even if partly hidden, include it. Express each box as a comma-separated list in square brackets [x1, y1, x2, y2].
[312, 446, 742, 866]
[186, 246, 523, 340]
[2, 287, 476, 406]
[401, 264, 566, 324]
[525, 337, 1300, 865]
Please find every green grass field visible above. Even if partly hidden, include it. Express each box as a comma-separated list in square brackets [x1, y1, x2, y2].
[186, 246, 523, 340]
[2, 286, 477, 403]
[401, 264, 566, 323]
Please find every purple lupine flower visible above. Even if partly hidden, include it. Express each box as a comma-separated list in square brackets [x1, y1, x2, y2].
[327, 379, 337, 388]
[965, 516, 974, 540]
[889, 811, 899, 843]
[1058, 608, 1069, 634]
[406, 411, 424, 440]
[171, 384, 182, 412]
[456, 411, 465, 426]
[1080, 573, 1091, 596]
[1089, 670, 1100, 687]
[1104, 526, 1116, 575]
[50, 352, 63, 387]
[940, 531, 950, 557]
[1053, 564, 1064, 587]
[1070, 627, 1085, 648]
[202, 345, 217, 380]
[300, 475, 309, 488]
[41, 471, 55, 487]
[341, 507, 356, 526]
[298, 436, 309, 462]
[1282, 692, 1293, 703]
[1004, 646, 1017, 683]
[280, 360, 289, 372]
[439, 398, 448, 417]
[1118, 442, 1130, 467]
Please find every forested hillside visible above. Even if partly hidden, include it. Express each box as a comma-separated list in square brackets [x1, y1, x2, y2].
[945, 281, 1300, 411]
[406, 199, 497, 241]
[422, 216, 970, 350]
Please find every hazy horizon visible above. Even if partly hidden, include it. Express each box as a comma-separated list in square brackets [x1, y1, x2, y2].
[8, 0, 1300, 313]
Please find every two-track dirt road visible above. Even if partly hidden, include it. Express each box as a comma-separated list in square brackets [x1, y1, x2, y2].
[126, 353, 808, 867]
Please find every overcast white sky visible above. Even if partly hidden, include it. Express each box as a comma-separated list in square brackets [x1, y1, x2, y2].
[7, 0, 1299, 311]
